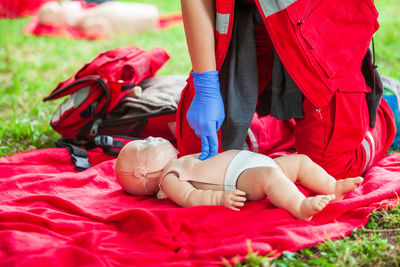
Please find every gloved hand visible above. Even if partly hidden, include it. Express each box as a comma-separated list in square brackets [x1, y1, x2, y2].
[187, 71, 225, 160]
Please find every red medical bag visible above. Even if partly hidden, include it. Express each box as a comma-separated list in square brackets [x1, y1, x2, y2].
[43, 46, 171, 142]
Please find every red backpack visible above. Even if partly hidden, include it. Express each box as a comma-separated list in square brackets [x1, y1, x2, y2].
[43, 46, 180, 170]
[43, 46, 171, 142]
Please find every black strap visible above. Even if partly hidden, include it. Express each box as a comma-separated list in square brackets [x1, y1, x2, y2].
[55, 135, 141, 170]
[362, 37, 382, 129]
[93, 135, 142, 155]
[372, 37, 377, 94]
[56, 140, 92, 171]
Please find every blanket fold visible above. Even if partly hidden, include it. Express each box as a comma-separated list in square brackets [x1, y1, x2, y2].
[1, 148, 400, 266]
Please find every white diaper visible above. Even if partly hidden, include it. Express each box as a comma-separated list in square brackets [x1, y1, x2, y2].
[224, 151, 278, 190]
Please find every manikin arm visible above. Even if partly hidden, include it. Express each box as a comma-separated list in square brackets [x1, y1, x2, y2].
[161, 173, 246, 210]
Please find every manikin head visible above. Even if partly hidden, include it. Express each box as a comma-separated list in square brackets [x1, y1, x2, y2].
[115, 137, 178, 196]
[37, 1, 84, 27]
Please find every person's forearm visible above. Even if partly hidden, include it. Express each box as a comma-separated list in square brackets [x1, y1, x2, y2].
[181, 0, 216, 72]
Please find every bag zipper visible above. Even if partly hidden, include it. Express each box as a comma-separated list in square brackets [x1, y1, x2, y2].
[101, 110, 176, 127]
[89, 109, 175, 136]
[90, 118, 102, 136]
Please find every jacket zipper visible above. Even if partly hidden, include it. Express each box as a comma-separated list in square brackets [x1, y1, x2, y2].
[315, 108, 322, 119]
[292, 2, 325, 119]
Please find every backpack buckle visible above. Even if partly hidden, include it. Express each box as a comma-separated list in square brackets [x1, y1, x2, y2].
[94, 135, 114, 147]
[56, 140, 92, 171]
[70, 153, 91, 171]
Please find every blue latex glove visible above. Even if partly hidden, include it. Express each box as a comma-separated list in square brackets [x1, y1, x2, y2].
[187, 71, 225, 160]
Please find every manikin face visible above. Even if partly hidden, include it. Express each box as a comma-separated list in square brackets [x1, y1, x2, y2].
[115, 137, 178, 195]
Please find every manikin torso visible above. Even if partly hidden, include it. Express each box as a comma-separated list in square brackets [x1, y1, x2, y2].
[161, 150, 241, 190]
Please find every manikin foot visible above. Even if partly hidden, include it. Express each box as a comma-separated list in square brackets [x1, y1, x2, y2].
[298, 194, 336, 220]
[334, 176, 364, 200]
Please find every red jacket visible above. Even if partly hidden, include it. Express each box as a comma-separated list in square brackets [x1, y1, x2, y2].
[214, 0, 378, 108]
[176, 0, 395, 178]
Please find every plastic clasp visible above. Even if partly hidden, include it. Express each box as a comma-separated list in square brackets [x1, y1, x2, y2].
[70, 153, 92, 171]
[94, 135, 114, 147]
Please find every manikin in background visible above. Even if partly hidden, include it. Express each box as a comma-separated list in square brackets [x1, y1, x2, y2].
[37, 1, 159, 37]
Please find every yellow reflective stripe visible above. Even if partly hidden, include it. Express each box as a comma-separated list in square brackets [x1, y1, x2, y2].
[362, 131, 375, 173]
[258, 0, 296, 17]
[361, 139, 370, 173]
[216, 12, 230, 34]
[366, 131, 375, 169]
[247, 128, 258, 153]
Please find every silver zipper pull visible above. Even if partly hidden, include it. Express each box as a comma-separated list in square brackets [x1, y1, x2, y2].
[316, 109, 322, 119]
[297, 19, 303, 27]
[90, 119, 102, 136]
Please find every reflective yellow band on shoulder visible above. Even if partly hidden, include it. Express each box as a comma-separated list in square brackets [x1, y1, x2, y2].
[258, 0, 296, 17]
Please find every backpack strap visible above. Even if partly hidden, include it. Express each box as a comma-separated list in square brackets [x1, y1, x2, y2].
[363, 37, 383, 128]
[55, 135, 140, 171]
[56, 140, 92, 171]
[93, 135, 142, 155]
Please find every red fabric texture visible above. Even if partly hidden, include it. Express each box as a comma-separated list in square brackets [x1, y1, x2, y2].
[1, 148, 400, 266]
[24, 16, 95, 39]
[0, 0, 54, 19]
[261, 0, 379, 108]
[247, 114, 296, 154]
[158, 14, 183, 29]
[294, 96, 395, 179]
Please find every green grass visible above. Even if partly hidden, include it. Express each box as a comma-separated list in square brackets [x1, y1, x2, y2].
[236, 204, 400, 267]
[0, 0, 190, 156]
[373, 0, 400, 80]
[1, 0, 400, 265]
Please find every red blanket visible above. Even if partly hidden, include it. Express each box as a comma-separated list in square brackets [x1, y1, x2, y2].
[0, 0, 53, 19]
[1, 148, 399, 266]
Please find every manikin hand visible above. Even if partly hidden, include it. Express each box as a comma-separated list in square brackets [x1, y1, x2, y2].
[187, 71, 225, 160]
[222, 190, 246, 211]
